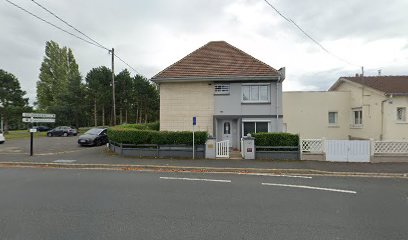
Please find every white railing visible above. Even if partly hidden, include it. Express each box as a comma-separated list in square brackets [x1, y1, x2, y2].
[240, 138, 244, 157]
[301, 139, 324, 153]
[216, 140, 230, 158]
[374, 141, 408, 154]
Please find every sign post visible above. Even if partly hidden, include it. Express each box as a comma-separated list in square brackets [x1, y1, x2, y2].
[193, 116, 196, 160]
[22, 113, 56, 156]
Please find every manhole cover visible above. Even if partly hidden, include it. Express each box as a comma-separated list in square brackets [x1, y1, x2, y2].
[53, 159, 77, 163]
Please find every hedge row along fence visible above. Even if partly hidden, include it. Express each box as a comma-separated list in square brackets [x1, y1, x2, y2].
[252, 132, 299, 147]
[119, 122, 159, 131]
[108, 124, 208, 145]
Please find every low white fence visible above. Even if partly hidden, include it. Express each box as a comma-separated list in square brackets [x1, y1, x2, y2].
[300, 138, 408, 162]
[374, 141, 408, 154]
[216, 140, 230, 158]
[300, 139, 324, 153]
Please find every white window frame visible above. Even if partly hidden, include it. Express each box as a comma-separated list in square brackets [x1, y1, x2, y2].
[241, 119, 271, 137]
[328, 111, 338, 126]
[351, 108, 363, 128]
[396, 107, 406, 122]
[214, 84, 230, 95]
[241, 83, 270, 103]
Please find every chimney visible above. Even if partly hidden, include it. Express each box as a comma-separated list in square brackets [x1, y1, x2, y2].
[278, 67, 286, 81]
[378, 69, 382, 76]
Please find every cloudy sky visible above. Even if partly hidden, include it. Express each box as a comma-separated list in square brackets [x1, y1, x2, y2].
[1, 0, 408, 104]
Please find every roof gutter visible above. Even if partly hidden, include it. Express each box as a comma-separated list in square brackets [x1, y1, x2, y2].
[151, 75, 281, 83]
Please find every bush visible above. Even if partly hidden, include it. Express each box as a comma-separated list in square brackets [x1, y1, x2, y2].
[120, 122, 159, 131]
[252, 132, 299, 146]
[108, 126, 208, 145]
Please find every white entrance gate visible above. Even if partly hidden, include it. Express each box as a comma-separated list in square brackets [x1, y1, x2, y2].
[216, 140, 230, 158]
[325, 140, 370, 162]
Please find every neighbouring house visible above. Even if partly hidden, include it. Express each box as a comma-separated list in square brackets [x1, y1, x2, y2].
[151, 41, 286, 149]
[283, 75, 408, 140]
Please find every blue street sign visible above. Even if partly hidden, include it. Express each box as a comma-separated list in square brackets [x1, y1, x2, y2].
[193, 116, 196, 126]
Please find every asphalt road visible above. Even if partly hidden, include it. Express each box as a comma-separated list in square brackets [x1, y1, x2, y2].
[0, 168, 407, 240]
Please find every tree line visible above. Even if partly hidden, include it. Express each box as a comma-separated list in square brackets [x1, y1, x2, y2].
[0, 40, 159, 132]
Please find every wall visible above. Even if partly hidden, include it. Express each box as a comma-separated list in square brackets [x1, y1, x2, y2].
[283, 91, 350, 139]
[382, 96, 408, 140]
[159, 82, 214, 133]
[334, 80, 385, 140]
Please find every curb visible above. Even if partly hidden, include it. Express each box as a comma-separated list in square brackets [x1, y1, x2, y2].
[0, 162, 407, 179]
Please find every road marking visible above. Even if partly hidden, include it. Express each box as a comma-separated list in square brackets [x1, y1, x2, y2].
[243, 173, 312, 179]
[53, 159, 77, 163]
[160, 177, 231, 183]
[262, 183, 357, 194]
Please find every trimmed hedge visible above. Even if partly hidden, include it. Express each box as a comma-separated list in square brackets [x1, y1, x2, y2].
[252, 132, 299, 147]
[120, 122, 159, 131]
[108, 126, 208, 145]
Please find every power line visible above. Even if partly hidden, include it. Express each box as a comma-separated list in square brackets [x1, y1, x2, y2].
[5, 0, 142, 75]
[263, 0, 360, 67]
[30, 0, 109, 51]
[5, 0, 105, 50]
[114, 53, 141, 75]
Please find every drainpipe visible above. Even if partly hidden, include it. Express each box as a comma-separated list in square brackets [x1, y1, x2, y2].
[380, 95, 392, 140]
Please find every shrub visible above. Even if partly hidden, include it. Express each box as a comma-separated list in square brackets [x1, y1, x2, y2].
[252, 132, 299, 146]
[107, 126, 208, 145]
[120, 122, 159, 131]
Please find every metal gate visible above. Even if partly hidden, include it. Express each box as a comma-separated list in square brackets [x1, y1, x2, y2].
[216, 140, 230, 158]
[325, 140, 370, 162]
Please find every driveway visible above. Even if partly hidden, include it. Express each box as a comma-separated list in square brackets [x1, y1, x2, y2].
[0, 135, 85, 156]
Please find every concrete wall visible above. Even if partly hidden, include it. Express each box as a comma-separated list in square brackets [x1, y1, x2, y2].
[382, 96, 408, 140]
[283, 91, 351, 139]
[159, 82, 214, 133]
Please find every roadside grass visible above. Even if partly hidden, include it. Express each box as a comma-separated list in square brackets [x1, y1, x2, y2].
[3, 126, 109, 141]
[4, 130, 47, 140]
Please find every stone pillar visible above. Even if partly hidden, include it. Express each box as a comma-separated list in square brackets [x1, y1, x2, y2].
[205, 137, 216, 159]
[242, 136, 255, 160]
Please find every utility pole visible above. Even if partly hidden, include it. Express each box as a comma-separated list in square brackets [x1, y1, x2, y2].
[111, 48, 116, 125]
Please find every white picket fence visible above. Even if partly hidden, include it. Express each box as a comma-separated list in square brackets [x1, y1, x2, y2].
[300, 139, 324, 153]
[374, 141, 408, 154]
[216, 140, 230, 158]
[301, 138, 408, 162]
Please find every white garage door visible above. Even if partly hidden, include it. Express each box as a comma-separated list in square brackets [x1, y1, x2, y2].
[325, 140, 370, 162]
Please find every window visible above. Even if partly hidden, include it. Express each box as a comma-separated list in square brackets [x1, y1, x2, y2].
[243, 122, 269, 136]
[397, 107, 406, 122]
[352, 108, 363, 126]
[328, 112, 338, 125]
[223, 122, 231, 134]
[214, 84, 230, 95]
[242, 85, 269, 102]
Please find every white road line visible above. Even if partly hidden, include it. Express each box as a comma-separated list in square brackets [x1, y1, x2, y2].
[160, 177, 231, 183]
[243, 173, 312, 179]
[262, 183, 357, 194]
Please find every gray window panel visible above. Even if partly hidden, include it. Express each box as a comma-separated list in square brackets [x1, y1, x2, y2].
[256, 122, 268, 132]
[242, 86, 250, 100]
[328, 112, 337, 124]
[250, 86, 259, 101]
[259, 86, 268, 101]
[243, 122, 255, 136]
[224, 122, 231, 134]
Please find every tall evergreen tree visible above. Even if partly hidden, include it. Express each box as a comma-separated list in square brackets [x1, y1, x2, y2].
[37, 41, 86, 126]
[0, 69, 30, 132]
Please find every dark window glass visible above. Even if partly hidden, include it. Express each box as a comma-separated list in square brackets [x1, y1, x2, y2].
[224, 122, 231, 134]
[243, 122, 255, 136]
[256, 122, 268, 132]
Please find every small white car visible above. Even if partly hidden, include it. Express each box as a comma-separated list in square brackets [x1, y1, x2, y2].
[0, 132, 5, 144]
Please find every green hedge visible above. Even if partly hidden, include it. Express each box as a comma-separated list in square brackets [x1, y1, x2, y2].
[252, 132, 299, 146]
[120, 122, 159, 131]
[108, 126, 208, 145]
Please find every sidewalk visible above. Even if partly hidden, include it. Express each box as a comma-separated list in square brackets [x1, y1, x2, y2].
[1, 147, 408, 177]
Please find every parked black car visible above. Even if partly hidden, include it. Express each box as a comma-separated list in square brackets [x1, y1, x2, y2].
[32, 126, 50, 132]
[47, 126, 78, 137]
[78, 128, 108, 146]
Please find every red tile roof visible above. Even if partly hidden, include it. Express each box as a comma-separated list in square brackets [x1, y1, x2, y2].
[151, 41, 281, 81]
[336, 76, 408, 94]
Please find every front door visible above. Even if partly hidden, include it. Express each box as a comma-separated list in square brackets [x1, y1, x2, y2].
[222, 121, 232, 143]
